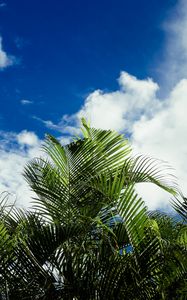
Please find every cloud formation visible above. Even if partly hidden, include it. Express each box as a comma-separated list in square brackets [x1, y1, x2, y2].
[0, 130, 41, 207]
[39, 0, 187, 211]
[17, 130, 39, 147]
[132, 79, 187, 210]
[76, 72, 161, 133]
[2, 71, 187, 210]
[162, 0, 187, 87]
[1, 0, 187, 210]
[0, 37, 15, 70]
[43, 70, 186, 210]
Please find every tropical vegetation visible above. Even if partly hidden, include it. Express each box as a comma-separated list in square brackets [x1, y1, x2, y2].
[0, 119, 186, 299]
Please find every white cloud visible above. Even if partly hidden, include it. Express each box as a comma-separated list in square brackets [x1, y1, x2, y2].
[33, 115, 81, 136]
[2, 0, 187, 211]
[161, 0, 187, 88]
[0, 36, 15, 70]
[41, 72, 160, 135]
[17, 130, 39, 147]
[132, 79, 187, 210]
[76, 72, 160, 133]
[2, 73, 186, 211]
[0, 131, 41, 207]
[40, 0, 186, 211]
[20, 99, 33, 105]
[0, 130, 73, 207]
[42, 70, 186, 211]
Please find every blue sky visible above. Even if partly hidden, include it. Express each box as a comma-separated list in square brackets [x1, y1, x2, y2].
[0, 0, 176, 136]
[0, 0, 187, 210]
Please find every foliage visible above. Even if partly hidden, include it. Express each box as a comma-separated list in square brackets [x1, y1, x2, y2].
[0, 119, 186, 299]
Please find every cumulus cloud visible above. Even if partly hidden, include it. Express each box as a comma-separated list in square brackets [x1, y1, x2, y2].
[41, 70, 186, 211]
[0, 130, 41, 207]
[37, 0, 186, 211]
[17, 130, 39, 147]
[39, 72, 160, 135]
[2, 72, 186, 210]
[76, 72, 161, 133]
[0, 37, 15, 70]
[132, 79, 187, 210]
[2, 0, 187, 211]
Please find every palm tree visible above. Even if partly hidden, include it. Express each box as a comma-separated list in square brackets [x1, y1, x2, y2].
[0, 119, 186, 299]
[149, 210, 187, 299]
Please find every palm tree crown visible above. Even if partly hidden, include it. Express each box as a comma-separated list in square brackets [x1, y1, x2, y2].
[0, 119, 186, 299]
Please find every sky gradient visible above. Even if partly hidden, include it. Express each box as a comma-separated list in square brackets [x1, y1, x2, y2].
[0, 0, 187, 210]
